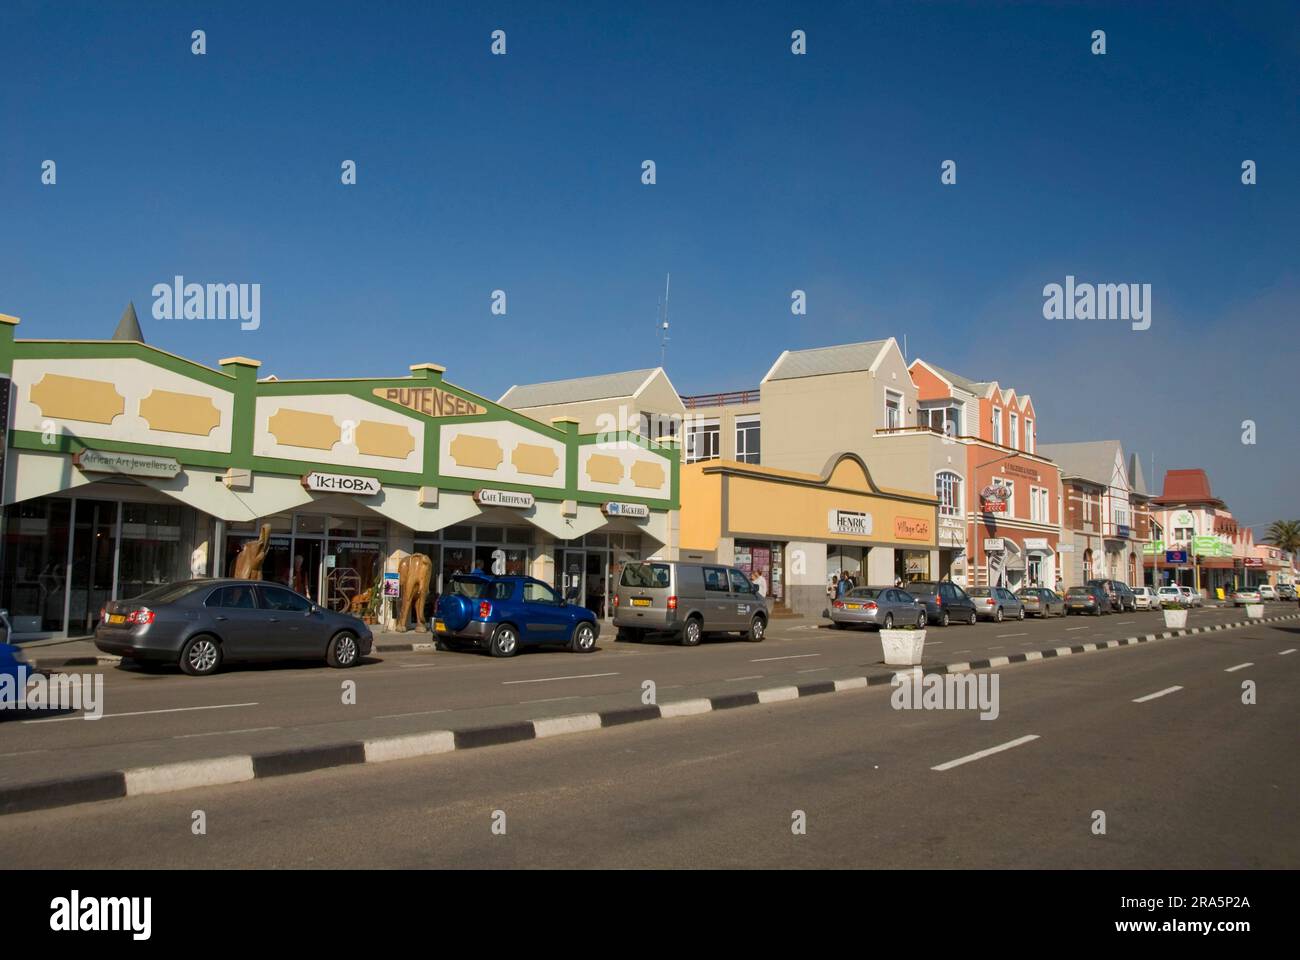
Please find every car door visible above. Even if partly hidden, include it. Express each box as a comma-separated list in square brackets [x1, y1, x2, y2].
[521, 579, 569, 644]
[203, 584, 269, 660]
[256, 585, 321, 657]
[701, 566, 733, 631]
[729, 569, 759, 629]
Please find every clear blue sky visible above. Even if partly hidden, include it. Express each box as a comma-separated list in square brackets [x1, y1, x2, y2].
[2, 1, 1297, 528]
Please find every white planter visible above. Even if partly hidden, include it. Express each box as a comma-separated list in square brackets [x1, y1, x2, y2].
[880, 629, 926, 666]
[1245, 604, 1264, 619]
[1162, 608, 1188, 629]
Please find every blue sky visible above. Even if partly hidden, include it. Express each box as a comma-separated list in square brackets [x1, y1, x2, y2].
[2, 1, 1297, 528]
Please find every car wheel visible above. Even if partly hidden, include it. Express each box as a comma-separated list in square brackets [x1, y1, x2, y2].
[883, 613, 894, 630]
[570, 621, 597, 653]
[994, 607, 1004, 623]
[489, 624, 520, 657]
[916, 612, 927, 629]
[179, 635, 221, 676]
[327, 630, 360, 668]
[680, 617, 702, 647]
[746, 616, 766, 642]
[941, 610, 950, 627]
[1018, 607, 1026, 620]
[967, 610, 977, 625]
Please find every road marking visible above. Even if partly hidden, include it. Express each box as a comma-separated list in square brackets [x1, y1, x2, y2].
[1117, 620, 1135, 624]
[174, 726, 280, 739]
[953, 649, 971, 654]
[1280, 649, 1297, 656]
[726, 675, 763, 681]
[997, 632, 1026, 638]
[397, 662, 439, 669]
[1224, 663, 1253, 673]
[0, 749, 48, 758]
[22, 701, 259, 724]
[932, 735, 1040, 772]
[1066, 627, 1088, 632]
[373, 708, 453, 719]
[987, 645, 1003, 650]
[797, 667, 829, 673]
[751, 653, 820, 663]
[1132, 686, 1183, 703]
[518, 696, 581, 705]
[502, 672, 619, 685]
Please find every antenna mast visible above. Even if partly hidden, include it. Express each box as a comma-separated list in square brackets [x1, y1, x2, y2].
[658, 273, 671, 366]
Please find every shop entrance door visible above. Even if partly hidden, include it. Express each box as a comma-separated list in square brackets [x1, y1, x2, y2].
[66, 499, 119, 635]
[557, 550, 585, 606]
[585, 552, 607, 618]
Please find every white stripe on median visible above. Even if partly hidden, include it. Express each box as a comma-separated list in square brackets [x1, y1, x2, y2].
[502, 672, 619, 685]
[1132, 686, 1183, 703]
[659, 698, 713, 717]
[931, 735, 1040, 772]
[1224, 662, 1253, 672]
[124, 755, 255, 795]
[533, 713, 602, 738]
[757, 686, 800, 703]
[364, 730, 456, 762]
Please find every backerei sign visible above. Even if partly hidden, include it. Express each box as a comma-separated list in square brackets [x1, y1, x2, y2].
[979, 485, 1009, 513]
[829, 509, 872, 536]
[302, 472, 382, 496]
[475, 489, 535, 509]
[604, 501, 650, 519]
[74, 449, 182, 479]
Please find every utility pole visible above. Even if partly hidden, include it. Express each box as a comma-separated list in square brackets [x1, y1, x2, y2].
[657, 273, 671, 367]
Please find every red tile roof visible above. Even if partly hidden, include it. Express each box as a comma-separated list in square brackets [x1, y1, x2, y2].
[1154, 468, 1223, 505]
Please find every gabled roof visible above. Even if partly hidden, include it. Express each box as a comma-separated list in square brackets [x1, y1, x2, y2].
[1128, 453, 1149, 497]
[913, 359, 983, 396]
[762, 339, 893, 382]
[499, 368, 661, 408]
[1038, 440, 1130, 488]
[1154, 468, 1223, 506]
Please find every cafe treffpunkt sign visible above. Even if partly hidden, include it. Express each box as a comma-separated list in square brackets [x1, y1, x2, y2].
[74, 449, 182, 479]
[475, 489, 535, 509]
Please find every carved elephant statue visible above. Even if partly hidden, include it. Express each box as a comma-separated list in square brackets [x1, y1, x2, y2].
[396, 553, 433, 633]
[232, 524, 272, 580]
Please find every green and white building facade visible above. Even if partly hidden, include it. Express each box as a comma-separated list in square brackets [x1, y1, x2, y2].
[0, 315, 678, 638]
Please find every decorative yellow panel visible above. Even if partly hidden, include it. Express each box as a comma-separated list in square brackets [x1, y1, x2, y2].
[138, 390, 222, 436]
[512, 443, 560, 477]
[29, 374, 125, 425]
[586, 454, 625, 485]
[450, 434, 504, 470]
[355, 421, 416, 459]
[267, 409, 340, 451]
[631, 460, 666, 490]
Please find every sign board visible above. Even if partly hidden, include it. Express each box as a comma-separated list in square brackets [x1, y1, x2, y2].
[829, 509, 872, 536]
[302, 472, 381, 496]
[893, 516, 932, 541]
[1056, 543, 1075, 553]
[374, 386, 483, 418]
[1243, 557, 1264, 568]
[74, 449, 182, 479]
[1024, 537, 1050, 550]
[984, 538, 1005, 552]
[1174, 511, 1195, 528]
[1165, 550, 1189, 564]
[1117, 524, 1132, 539]
[979, 486, 1009, 513]
[383, 572, 401, 598]
[603, 501, 650, 519]
[475, 489, 535, 509]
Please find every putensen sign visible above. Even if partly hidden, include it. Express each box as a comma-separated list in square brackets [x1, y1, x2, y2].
[302, 472, 382, 496]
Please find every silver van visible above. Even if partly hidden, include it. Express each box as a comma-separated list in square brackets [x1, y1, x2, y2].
[613, 561, 770, 645]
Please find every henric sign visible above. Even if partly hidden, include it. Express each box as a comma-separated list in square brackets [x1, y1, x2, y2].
[475, 489, 535, 509]
[302, 472, 382, 496]
[604, 502, 650, 519]
[829, 509, 872, 536]
[74, 449, 181, 479]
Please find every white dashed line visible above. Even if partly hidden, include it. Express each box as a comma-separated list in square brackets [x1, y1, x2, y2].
[751, 654, 821, 663]
[1224, 663, 1253, 673]
[1132, 686, 1183, 703]
[22, 702, 259, 724]
[373, 708, 453, 719]
[931, 735, 1041, 772]
[726, 675, 764, 682]
[502, 672, 619, 685]
[1280, 649, 1297, 656]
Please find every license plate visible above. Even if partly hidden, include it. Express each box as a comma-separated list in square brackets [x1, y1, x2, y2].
[107, 613, 126, 624]
[845, 603, 863, 610]
[434, 621, 446, 632]
[631, 598, 651, 607]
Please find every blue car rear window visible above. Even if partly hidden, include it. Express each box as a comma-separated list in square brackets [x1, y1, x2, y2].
[448, 578, 512, 600]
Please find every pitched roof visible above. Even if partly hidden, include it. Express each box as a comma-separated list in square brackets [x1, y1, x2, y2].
[1154, 468, 1222, 505]
[1037, 440, 1129, 487]
[1128, 453, 1149, 496]
[919, 361, 985, 395]
[113, 301, 144, 342]
[763, 340, 891, 382]
[499, 368, 659, 408]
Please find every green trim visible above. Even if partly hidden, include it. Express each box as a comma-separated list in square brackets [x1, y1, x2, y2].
[13, 340, 236, 389]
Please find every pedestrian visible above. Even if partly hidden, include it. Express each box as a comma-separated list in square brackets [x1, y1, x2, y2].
[836, 571, 850, 598]
[751, 568, 767, 598]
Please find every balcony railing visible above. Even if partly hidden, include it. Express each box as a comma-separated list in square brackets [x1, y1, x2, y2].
[680, 389, 760, 409]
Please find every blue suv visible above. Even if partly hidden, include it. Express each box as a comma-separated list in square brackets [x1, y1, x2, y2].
[434, 574, 600, 657]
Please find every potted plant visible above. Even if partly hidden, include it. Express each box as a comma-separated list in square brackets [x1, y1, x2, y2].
[1245, 602, 1264, 619]
[879, 623, 926, 666]
[1161, 600, 1188, 629]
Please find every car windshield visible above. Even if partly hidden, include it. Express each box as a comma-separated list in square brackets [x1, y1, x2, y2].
[125, 581, 207, 605]
[621, 563, 671, 588]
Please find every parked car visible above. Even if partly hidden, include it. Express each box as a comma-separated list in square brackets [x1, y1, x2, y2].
[613, 561, 769, 645]
[94, 579, 372, 675]
[1257, 584, 1277, 601]
[1066, 585, 1111, 615]
[1131, 586, 1159, 610]
[1178, 585, 1204, 608]
[1277, 584, 1296, 601]
[968, 586, 1024, 622]
[830, 586, 925, 630]
[436, 574, 600, 656]
[1231, 587, 1262, 606]
[903, 580, 978, 627]
[1087, 579, 1136, 612]
[1019, 587, 1065, 617]
[1157, 585, 1186, 607]
[1, 634, 34, 716]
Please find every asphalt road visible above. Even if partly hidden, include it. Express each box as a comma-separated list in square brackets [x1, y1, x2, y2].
[1, 618, 1295, 867]
[0, 603, 1282, 787]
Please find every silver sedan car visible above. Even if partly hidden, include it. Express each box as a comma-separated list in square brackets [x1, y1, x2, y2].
[829, 586, 926, 630]
[968, 586, 1026, 622]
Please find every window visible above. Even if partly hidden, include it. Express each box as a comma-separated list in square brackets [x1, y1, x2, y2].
[621, 563, 670, 588]
[993, 477, 1015, 517]
[1009, 412, 1019, 450]
[703, 566, 730, 592]
[1174, 526, 1194, 543]
[936, 471, 963, 518]
[258, 585, 311, 612]
[638, 411, 679, 440]
[991, 408, 1003, 445]
[922, 402, 963, 438]
[1083, 494, 1094, 523]
[207, 585, 257, 609]
[684, 418, 720, 464]
[523, 580, 559, 604]
[1024, 418, 1035, 454]
[1030, 486, 1050, 523]
[884, 391, 904, 431]
[735, 416, 761, 464]
[729, 569, 753, 593]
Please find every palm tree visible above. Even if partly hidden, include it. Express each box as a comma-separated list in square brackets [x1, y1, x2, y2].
[1264, 519, 1300, 554]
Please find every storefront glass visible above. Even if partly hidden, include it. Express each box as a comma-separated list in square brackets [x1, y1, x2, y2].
[896, 550, 930, 583]
[1, 498, 72, 632]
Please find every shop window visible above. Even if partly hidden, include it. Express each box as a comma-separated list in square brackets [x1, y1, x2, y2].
[118, 502, 193, 600]
[735, 417, 761, 464]
[359, 518, 387, 539]
[586, 533, 608, 547]
[475, 526, 505, 544]
[475, 545, 528, 576]
[443, 525, 474, 542]
[328, 516, 358, 539]
[685, 418, 720, 464]
[295, 514, 326, 535]
[936, 472, 962, 517]
[506, 527, 533, 544]
[1, 498, 73, 633]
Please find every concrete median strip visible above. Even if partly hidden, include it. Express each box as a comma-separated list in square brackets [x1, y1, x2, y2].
[3, 612, 1297, 817]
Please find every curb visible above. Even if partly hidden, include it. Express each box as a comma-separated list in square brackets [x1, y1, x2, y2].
[3, 612, 1296, 817]
[28, 654, 121, 669]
